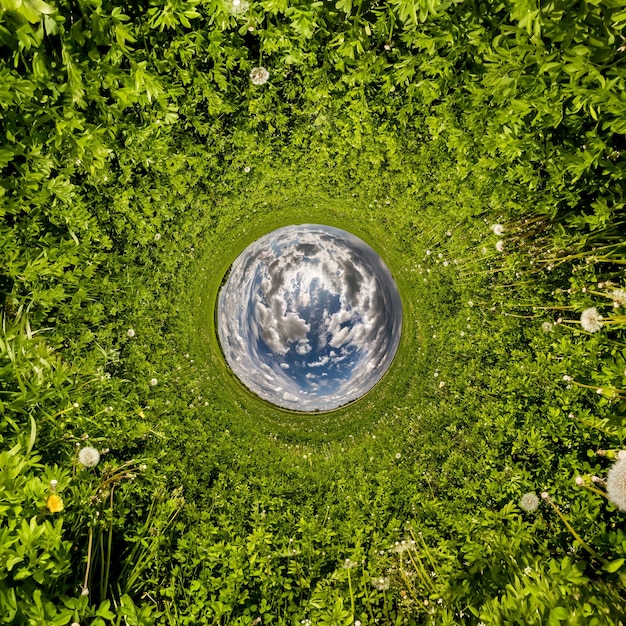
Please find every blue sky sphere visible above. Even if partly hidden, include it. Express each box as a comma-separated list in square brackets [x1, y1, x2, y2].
[217, 224, 402, 411]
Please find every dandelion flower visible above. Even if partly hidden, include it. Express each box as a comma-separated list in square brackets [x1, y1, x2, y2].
[519, 492, 539, 512]
[154, 233, 161, 241]
[541, 321, 553, 333]
[229, 0, 249, 14]
[580, 307, 603, 333]
[78, 446, 100, 468]
[395, 452, 401, 459]
[150, 378, 158, 386]
[371, 576, 390, 591]
[491, 224, 504, 235]
[607, 457, 626, 511]
[495, 240, 504, 252]
[127, 328, 135, 338]
[611, 288, 626, 307]
[250, 67, 270, 85]
[46, 494, 64, 513]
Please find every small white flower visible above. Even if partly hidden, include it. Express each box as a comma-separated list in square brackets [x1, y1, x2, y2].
[491, 224, 505, 235]
[563, 375, 572, 382]
[575, 475, 584, 485]
[154, 233, 161, 241]
[495, 240, 504, 252]
[73, 402, 79, 408]
[250, 67, 270, 85]
[426, 249, 431, 255]
[519, 492, 540, 512]
[541, 321, 553, 333]
[150, 378, 158, 386]
[580, 307, 603, 333]
[244, 166, 251, 173]
[78, 446, 100, 468]
[439, 381, 445, 388]
[395, 453, 401, 459]
[127, 328, 135, 338]
[50, 479, 58, 489]
[468, 300, 474, 307]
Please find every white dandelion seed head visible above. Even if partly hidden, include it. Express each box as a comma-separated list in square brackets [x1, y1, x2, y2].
[371, 576, 390, 591]
[78, 446, 100, 468]
[491, 224, 504, 235]
[395, 452, 401, 459]
[80, 587, 89, 596]
[439, 381, 445, 387]
[154, 233, 161, 241]
[150, 378, 158, 386]
[468, 300, 474, 307]
[495, 240, 504, 252]
[73, 402, 79, 408]
[426, 249, 432, 255]
[519, 492, 540, 512]
[611, 288, 626, 307]
[607, 458, 626, 511]
[244, 166, 251, 173]
[343, 558, 357, 569]
[580, 307, 603, 333]
[563, 375, 572, 382]
[50, 479, 58, 488]
[249, 66, 270, 85]
[541, 321, 553, 333]
[127, 328, 135, 338]
[540, 491, 549, 500]
[229, 0, 249, 14]
[618, 450, 626, 460]
[575, 475, 584, 485]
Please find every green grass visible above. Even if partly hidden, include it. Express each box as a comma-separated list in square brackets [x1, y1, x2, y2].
[2, 0, 626, 624]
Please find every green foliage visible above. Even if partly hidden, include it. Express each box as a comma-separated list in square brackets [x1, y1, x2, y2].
[2, 0, 626, 623]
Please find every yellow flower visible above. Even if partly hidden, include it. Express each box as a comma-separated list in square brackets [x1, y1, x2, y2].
[46, 494, 64, 513]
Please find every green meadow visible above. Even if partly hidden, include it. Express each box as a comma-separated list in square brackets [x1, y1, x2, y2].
[1, 0, 626, 623]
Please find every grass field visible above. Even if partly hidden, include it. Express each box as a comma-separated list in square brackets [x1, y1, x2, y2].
[2, 0, 626, 623]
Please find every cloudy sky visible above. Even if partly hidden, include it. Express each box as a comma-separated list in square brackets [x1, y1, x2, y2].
[217, 224, 402, 411]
